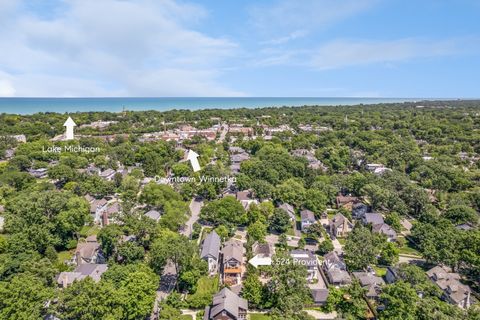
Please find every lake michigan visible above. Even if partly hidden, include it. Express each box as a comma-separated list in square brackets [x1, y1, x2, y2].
[0, 97, 423, 114]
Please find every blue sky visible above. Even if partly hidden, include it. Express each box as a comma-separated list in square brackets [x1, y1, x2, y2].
[0, 0, 479, 97]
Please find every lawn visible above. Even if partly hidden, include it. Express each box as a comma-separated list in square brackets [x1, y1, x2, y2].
[57, 250, 73, 264]
[249, 314, 272, 320]
[373, 266, 387, 277]
[337, 238, 346, 245]
[79, 225, 101, 237]
[186, 276, 219, 308]
[179, 315, 193, 320]
[398, 241, 422, 257]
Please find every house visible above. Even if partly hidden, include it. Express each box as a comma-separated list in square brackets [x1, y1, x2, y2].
[57, 264, 108, 288]
[336, 195, 359, 211]
[203, 287, 248, 320]
[456, 223, 474, 231]
[311, 289, 329, 306]
[28, 168, 48, 179]
[99, 201, 121, 226]
[236, 191, 258, 210]
[352, 202, 369, 219]
[385, 267, 399, 284]
[372, 223, 397, 242]
[362, 213, 384, 226]
[278, 203, 296, 221]
[373, 167, 392, 175]
[86, 196, 108, 223]
[222, 239, 244, 286]
[73, 236, 105, 265]
[290, 249, 318, 282]
[323, 252, 352, 287]
[99, 168, 116, 181]
[229, 146, 245, 154]
[366, 163, 385, 172]
[352, 271, 385, 300]
[249, 241, 274, 268]
[323, 252, 346, 270]
[300, 210, 316, 232]
[145, 209, 161, 222]
[201, 231, 221, 275]
[329, 213, 353, 238]
[426, 266, 473, 309]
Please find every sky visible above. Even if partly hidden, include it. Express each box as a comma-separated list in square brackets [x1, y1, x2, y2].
[0, 0, 480, 98]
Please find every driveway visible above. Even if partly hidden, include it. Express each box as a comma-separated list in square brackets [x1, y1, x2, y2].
[332, 238, 343, 254]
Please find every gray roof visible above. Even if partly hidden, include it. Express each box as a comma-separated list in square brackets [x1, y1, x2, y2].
[352, 272, 385, 287]
[145, 210, 161, 221]
[326, 268, 352, 284]
[372, 223, 397, 238]
[208, 288, 248, 319]
[279, 203, 295, 219]
[331, 213, 351, 228]
[363, 213, 384, 226]
[201, 231, 221, 261]
[222, 239, 244, 264]
[301, 209, 315, 222]
[57, 264, 108, 286]
[252, 241, 273, 257]
[311, 289, 329, 303]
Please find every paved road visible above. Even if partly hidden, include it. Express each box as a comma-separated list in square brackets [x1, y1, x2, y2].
[217, 125, 228, 144]
[181, 198, 204, 237]
[152, 198, 203, 319]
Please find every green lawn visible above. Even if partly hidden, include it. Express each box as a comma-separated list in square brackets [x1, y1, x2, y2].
[250, 314, 272, 320]
[337, 238, 346, 245]
[79, 225, 101, 237]
[187, 276, 219, 307]
[179, 315, 193, 320]
[57, 250, 73, 264]
[398, 242, 422, 257]
[373, 266, 387, 277]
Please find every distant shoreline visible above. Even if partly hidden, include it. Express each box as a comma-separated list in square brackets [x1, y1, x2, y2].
[0, 97, 439, 115]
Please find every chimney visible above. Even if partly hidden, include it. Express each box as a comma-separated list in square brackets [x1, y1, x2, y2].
[75, 251, 82, 266]
[62, 274, 69, 288]
[102, 211, 109, 226]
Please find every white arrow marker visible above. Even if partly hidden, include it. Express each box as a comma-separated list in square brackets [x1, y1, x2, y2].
[63, 116, 77, 140]
[187, 149, 201, 172]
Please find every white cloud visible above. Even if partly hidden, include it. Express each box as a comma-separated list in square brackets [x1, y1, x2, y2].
[310, 38, 465, 70]
[250, 0, 377, 44]
[0, 0, 244, 97]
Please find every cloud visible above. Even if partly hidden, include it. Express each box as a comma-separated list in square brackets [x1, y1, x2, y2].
[250, 0, 377, 44]
[310, 38, 469, 70]
[0, 0, 244, 97]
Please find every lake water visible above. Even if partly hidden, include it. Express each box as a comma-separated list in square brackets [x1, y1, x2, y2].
[0, 97, 423, 114]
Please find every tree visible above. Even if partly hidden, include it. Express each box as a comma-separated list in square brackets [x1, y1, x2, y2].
[98, 224, 123, 259]
[115, 269, 159, 319]
[0, 274, 54, 320]
[248, 221, 267, 243]
[317, 238, 334, 255]
[304, 189, 328, 214]
[274, 179, 306, 207]
[344, 224, 380, 270]
[140, 183, 182, 209]
[200, 196, 246, 226]
[337, 280, 368, 319]
[242, 272, 264, 307]
[150, 229, 195, 289]
[379, 281, 418, 320]
[384, 212, 402, 232]
[160, 200, 189, 231]
[117, 241, 145, 264]
[379, 242, 399, 266]
[57, 277, 118, 320]
[444, 205, 478, 225]
[268, 208, 291, 234]
[267, 254, 313, 318]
